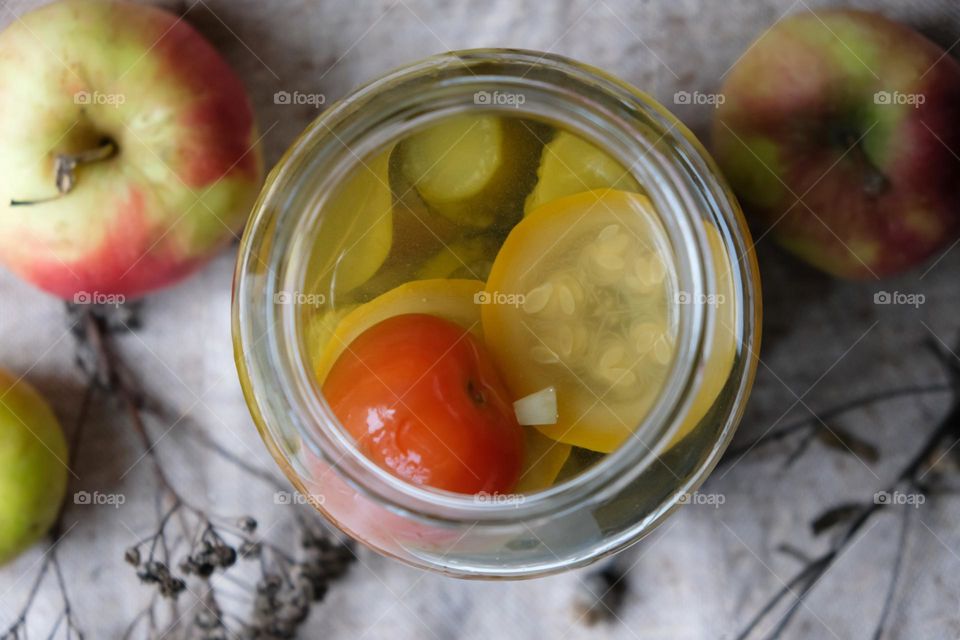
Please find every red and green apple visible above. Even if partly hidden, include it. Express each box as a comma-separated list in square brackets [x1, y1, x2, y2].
[0, 0, 263, 300]
[713, 9, 960, 279]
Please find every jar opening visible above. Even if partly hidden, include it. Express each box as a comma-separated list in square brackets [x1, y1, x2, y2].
[270, 54, 715, 522]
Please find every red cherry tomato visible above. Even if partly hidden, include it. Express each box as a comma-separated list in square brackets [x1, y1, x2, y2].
[322, 313, 524, 494]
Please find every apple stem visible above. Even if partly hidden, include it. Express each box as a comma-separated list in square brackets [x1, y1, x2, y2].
[10, 138, 117, 206]
[849, 142, 889, 197]
[837, 130, 889, 197]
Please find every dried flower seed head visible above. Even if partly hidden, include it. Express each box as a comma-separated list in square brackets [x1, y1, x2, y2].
[237, 516, 258, 533]
[159, 576, 186, 598]
[194, 609, 223, 631]
[215, 545, 237, 568]
[258, 574, 283, 596]
[124, 546, 141, 566]
[239, 540, 262, 558]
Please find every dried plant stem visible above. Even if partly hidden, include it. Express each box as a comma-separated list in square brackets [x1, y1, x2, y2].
[82, 312, 185, 507]
[3, 304, 352, 639]
[74, 306, 356, 638]
[733, 343, 960, 640]
[872, 505, 913, 640]
[723, 383, 951, 462]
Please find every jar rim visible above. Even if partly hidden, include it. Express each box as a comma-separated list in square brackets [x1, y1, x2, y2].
[234, 49, 757, 530]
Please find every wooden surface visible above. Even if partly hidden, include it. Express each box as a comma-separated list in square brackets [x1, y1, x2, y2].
[2, 0, 960, 638]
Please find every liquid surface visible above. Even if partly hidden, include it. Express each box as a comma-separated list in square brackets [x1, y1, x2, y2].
[301, 113, 735, 495]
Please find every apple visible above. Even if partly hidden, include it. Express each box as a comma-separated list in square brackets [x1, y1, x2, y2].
[712, 9, 960, 279]
[0, 370, 68, 564]
[0, 0, 263, 300]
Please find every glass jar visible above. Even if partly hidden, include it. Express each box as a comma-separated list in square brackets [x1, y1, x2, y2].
[232, 49, 761, 578]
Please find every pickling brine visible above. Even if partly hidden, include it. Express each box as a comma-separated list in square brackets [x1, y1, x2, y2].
[233, 50, 760, 577]
[300, 113, 736, 494]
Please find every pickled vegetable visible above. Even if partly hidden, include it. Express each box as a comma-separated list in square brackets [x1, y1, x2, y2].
[313, 279, 485, 381]
[513, 387, 558, 426]
[666, 222, 737, 447]
[395, 115, 542, 229]
[416, 235, 500, 281]
[515, 429, 571, 493]
[304, 147, 393, 299]
[304, 114, 741, 496]
[312, 278, 573, 492]
[387, 152, 462, 261]
[482, 189, 677, 452]
[525, 132, 642, 214]
[323, 314, 524, 494]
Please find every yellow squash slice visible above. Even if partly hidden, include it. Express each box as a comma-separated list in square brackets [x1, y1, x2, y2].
[525, 132, 642, 214]
[482, 189, 736, 452]
[304, 147, 393, 299]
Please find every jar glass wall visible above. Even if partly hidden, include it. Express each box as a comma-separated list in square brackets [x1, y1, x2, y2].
[232, 50, 761, 578]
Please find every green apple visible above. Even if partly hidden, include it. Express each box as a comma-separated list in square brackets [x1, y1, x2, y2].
[0, 0, 263, 300]
[0, 370, 68, 564]
[713, 9, 960, 278]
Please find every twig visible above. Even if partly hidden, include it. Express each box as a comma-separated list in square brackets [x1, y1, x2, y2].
[81, 312, 183, 505]
[50, 553, 82, 639]
[74, 305, 356, 637]
[872, 506, 913, 640]
[178, 418, 287, 491]
[723, 384, 951, 462]
[1, 555, 53, 637]
[732, 343, 960, 640]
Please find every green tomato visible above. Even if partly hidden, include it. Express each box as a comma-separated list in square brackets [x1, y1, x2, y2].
[0, 370, 68, 564]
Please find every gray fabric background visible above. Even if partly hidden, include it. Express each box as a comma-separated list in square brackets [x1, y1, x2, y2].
[1, 0, 960, 638]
